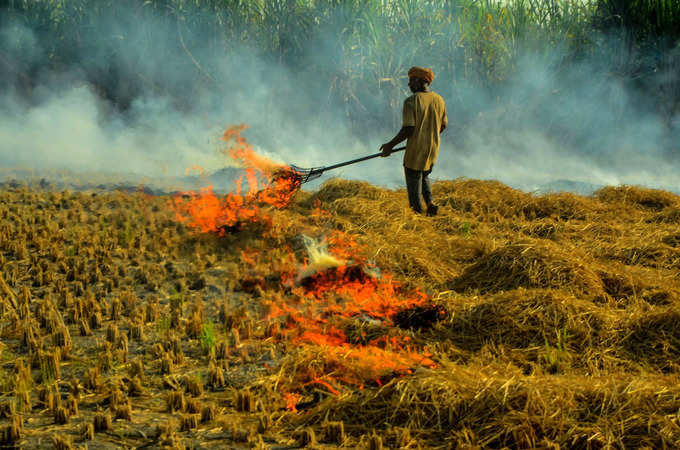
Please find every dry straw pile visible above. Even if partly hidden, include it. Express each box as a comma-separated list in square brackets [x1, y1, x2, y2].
[1, 177, 680, 448]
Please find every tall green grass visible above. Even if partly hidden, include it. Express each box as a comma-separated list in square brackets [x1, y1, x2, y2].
[3, 0, 679, 128]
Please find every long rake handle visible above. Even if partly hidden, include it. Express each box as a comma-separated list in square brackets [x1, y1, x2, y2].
[316, 146, 406, 174]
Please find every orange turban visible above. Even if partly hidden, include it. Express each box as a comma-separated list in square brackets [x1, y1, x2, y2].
[408, 66, 434, 84]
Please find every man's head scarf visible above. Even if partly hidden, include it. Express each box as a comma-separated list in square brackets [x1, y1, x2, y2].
[408, 66, 434, 84]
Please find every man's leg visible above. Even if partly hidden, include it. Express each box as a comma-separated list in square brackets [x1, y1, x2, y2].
[422, 168, 438, 216]
[404, 167, 423, 213]
[421, 168, 433, 205]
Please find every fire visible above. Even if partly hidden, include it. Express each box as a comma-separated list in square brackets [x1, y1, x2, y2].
[283, 392, 302, 412]
[171, 125, 302, 234]
[299, 265, 428, 319]
[169, 125, 441, 409]
[294, 233, 429, 320]
[264, 231, 438, 393]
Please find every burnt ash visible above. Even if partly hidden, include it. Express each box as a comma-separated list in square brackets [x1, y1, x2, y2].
[299, 265, 373, 293]
[393, 304, 448, 331]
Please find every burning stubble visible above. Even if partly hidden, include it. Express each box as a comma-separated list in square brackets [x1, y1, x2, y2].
[5, 163, 680, 446]
[171, 126, 301, 235]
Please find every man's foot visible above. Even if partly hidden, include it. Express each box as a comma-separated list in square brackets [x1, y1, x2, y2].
[426, 204, 438, 217]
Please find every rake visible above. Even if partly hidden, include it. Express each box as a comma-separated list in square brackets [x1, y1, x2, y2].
[288, 146, 406, 184]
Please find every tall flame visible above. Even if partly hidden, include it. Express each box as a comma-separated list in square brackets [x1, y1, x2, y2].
[171, 125, 302, 234]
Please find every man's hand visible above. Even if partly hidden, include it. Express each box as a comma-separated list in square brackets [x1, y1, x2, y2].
[381, 126, 413, 157]
[380, 143, 394, 157]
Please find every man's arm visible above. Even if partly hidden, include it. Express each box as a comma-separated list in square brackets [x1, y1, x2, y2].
[380, 126, 414, 156]
[441, 104, 448, 134]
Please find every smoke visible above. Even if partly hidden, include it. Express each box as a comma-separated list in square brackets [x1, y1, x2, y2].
[440, 52, 680, 193]
[0, 7, 678, 195]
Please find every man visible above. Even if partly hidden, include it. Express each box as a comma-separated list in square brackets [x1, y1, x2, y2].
[381, 66, 447, 216]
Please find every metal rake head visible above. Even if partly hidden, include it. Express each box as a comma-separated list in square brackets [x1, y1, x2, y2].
[287, 165, 325, 184]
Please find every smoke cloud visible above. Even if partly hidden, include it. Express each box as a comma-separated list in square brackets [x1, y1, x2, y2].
[0, 8, 678, 195]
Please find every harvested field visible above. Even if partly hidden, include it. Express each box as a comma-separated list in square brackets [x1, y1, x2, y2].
[2, 159, 680, 448]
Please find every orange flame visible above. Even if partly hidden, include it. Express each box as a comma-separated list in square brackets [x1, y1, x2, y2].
[171, 125, 302, 235]
[264, 228, 438, 391]
[283, 392, 302, 412]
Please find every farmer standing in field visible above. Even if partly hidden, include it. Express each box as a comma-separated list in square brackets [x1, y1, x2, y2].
[381, 66, 447, 216]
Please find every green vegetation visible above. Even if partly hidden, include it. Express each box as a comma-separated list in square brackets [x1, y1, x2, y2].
[200, 320, 216, 354]
[155, 314, 171, 334]
[2, 0, 678, 132]
[541, 327, 571, 373]
[168, 288, 185, 311]
[459, 220, 471, 237]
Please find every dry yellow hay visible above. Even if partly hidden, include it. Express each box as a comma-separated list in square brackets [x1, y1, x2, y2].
[54, 406, 69, 424]
[619, 307, 680, 371]
[449, 241, 604, 295]
[51, 433, 73, 450]
[311, 178, 385, 203]
[301, 362, 680, 447]
[93, 411, 112, 432]
[596, 185, 679, 211]
[80, 422, 94, 441]
[441, 289, 609, 355]
[200, 403, 216, 423]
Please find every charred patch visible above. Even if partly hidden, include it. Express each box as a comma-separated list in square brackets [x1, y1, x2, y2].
[218, 223, 244, 234]
[240, 274, 282, 295]
[300, 264, 373, 293]
[393, 304, 448, 331]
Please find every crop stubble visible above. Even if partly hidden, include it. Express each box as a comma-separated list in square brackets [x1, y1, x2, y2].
[1, 179, 680, 448]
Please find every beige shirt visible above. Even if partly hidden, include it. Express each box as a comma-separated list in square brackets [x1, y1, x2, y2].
[402, 91, 447, 171]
